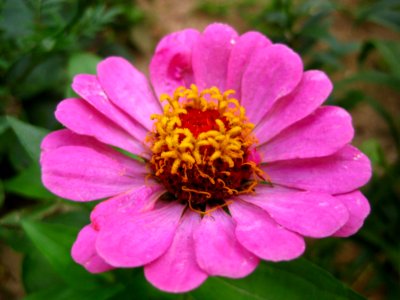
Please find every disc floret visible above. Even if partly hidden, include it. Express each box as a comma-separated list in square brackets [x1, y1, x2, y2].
[148, 84, 261, 212]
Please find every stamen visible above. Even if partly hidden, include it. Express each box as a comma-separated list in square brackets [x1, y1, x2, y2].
[182, 186, 212, 198]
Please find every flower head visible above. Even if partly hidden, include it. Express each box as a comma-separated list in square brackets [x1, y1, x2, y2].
[41, 23, 372, 293]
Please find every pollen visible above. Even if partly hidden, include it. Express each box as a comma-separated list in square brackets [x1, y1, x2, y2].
[147, 84, 262, 213]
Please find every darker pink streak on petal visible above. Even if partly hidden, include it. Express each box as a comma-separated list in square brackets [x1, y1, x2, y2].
[56, 98, 149, 158]
[334, 191, 370, 237]
[71, 225, 113, 273]
[41, 130, 147, 201]
[262, 145, 372, 194]
[41, 129, 97, 150]
[90, 184, 164, 230]
[72, 74, 148, 142]
[97, 57, 162, 131]
[254, 70, 333, 144]
[258, 106, 354, 162]
[241, 44, 303, 126]
[230, 200, 305, 261]
[96, 203, 184, 267]
[193, 208, 259, 278]
[226, 31, 271, 95]
[192, 23, 238, 91]
[145, 211, 207, 293]
[240, 185, 349, 238]
[150, 29, 200, 97]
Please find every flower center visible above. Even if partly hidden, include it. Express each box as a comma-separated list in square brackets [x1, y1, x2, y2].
[148, 85, 262, 213]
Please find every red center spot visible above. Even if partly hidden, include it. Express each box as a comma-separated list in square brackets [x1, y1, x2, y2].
[179, 108, 228, 138]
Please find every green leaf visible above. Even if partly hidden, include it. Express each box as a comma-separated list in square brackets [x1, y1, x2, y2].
[0, 203, 59, 226]
[0, 0, 34, 39]
[190, 259, 365, 300]
[5, 130, 33, 171]
[371, 10, 400, 32]
[0, 226, 32, 253]
[67, 52, 102, 77]
[21, 220, 102, 290]
[17, 55, 66, 99]
[374, 40, 400, 78]
[0, 116, 8, 135]
[4, 164, 55, 200]
[116, 147, 146, 162]
[362, 94, 400, 149]
[65, 52, 102, 97]
[360, 139, 386, 168]
[23, 248, 65, 293]
[357, 0, 400, 32]
[21, 218, 123, 299]
[46, 210, 91, 229]
[6, 116, 49, 162]
[335, 71, 400, 92]
[0, 180, 4, 208]
[24, 284, 123, 300]
[110, 269, 181, 300]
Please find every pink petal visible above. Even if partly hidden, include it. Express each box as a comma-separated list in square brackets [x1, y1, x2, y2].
[193, 208, 259, 278]
[41, 130, 147, 201]
[71, 225, 113, 273]
[239, 185, 349, 238]
[262, 145, 372, 194]
[56, 98, 149, 158]
[90, 184, 165, 230]
[229, 200, 305, 261]
[334, 191, 371, 237]
[254, 70, 333, 144]
[144, 211, 207, 293]
[96, 203, 184, 267]
[226, 31, 271, 95]
[72, 74, 148, 142]
[241, 44, 303, 126]
[258, 106, 354, 162]
[150, 29, 200, 97]
[97, 57, 162, 131]
[192, 23, 239, 91]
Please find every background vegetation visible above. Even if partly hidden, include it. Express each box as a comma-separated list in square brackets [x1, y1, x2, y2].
[1, 0, 399, 299]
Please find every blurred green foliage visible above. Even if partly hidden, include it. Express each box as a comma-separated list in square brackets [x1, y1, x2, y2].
[1, 0, 399, 299]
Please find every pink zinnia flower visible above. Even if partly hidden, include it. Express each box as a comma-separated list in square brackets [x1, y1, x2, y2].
[40, 23, 372, 293]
